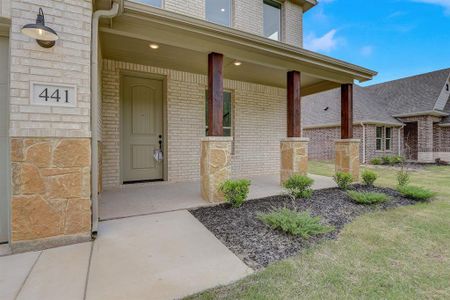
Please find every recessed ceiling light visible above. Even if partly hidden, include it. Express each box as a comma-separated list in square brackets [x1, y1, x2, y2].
[149, 43, 159, 49]
[220, 8, 225, 12]
[233, 61, 242, 66]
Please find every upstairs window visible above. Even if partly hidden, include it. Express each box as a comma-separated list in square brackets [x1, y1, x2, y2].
[263, 0, 281, 41]
[206, 0, 232, 27]
[376, 126, 383, 151]
[205, 91, 233, 137]
[136, 0, 162, 8]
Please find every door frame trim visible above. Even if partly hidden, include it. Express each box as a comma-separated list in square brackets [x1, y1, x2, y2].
[119, 71, 168, 184]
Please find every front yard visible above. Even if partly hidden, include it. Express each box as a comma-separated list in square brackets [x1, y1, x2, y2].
[188, 162, 450, 299]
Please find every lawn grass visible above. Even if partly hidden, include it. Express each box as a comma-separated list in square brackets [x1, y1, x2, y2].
[187, 162, 450, 299]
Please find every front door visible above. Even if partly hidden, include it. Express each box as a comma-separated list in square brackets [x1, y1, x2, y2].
[122, 75, 163, 183]
[0, 36, 9, 243]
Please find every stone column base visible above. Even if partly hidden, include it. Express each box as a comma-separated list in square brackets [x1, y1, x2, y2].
[200, 137, 232, 203]
[280, 138, 309, 184]
[335, 139, 360, 181]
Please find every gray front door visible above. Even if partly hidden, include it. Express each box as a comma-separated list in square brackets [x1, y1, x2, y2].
[122, 75, 164, 182]
[0, 36, 9, 243]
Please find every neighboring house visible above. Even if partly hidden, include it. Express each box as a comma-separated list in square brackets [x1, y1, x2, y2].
[0, 0, 376, 251]
[303, 68, 450, 163]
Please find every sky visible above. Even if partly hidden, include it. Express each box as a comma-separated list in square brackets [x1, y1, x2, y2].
[303, 0, 450, 85]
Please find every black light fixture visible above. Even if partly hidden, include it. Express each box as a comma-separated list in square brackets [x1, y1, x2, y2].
[21, 8, 58, 48]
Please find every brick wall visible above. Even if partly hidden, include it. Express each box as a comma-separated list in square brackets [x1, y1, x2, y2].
[164, 0, 204, 19]
[160, 0, 303, 47]
[9, 0, 91, 138]
[101, 59, 286, 189]
[399, 115, 441, 162]
[304, 124, 401, 163]
[282, 1, 303, 47]
[233, 0, 263, 36]
[1, 0, 10, 18]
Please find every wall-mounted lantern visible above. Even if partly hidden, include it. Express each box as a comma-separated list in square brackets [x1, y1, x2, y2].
[21, 8, 58, 48]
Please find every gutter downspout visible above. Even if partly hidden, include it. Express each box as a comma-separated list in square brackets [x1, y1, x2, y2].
[360, 122, 366, 164]
[91, 2, 120, 235]
[398, 124, 405, 156]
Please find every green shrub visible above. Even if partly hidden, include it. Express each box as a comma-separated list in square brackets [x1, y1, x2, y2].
[283, 175, 314, 199]
[397, 185, 436, 201]
[361, 169, 377, 186]
[333, 172, 353, 190]
[397, 170, 410, 187]
[347, 190, 389, 204]
[258, 208, 334, 238]
[219, 179, 251, 208]
[370, 157, 382, 165]
[393, 155, 405, 164]
[382, 155, 397, 166]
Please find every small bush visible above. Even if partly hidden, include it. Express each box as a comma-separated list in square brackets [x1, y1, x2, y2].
[361, 169, 377, 186]
[347, 190, 389, 204]
[371, 158, 382, 165]
[382, 156, 395, 166]
[283, 175, 314, 199]
[258, 208, 334, 238]
[333, 172, 353, 190]
[393, 155, 405, 164]
[397, 185, 436, 201]
[397, 170, 410, 187]
[219, 179, 251, 208]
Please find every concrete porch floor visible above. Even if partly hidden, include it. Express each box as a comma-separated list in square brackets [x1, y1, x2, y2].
[100, 173, 337, 220]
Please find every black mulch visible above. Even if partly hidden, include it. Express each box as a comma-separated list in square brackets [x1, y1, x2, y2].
[190, 185, 418, 269]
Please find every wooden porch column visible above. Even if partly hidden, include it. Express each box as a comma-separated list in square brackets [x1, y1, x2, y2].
[287, 71, 301, 137]
[341, 83, 353, 139]
[201, 52, 232, 202]
[207, 52, 224, 136]
[281, 70, 309, 184]
[336, 83, 360, 181]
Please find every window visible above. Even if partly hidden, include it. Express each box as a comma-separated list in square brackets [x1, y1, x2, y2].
[376, 126, 383, 151]
[135, 0, 162, 8]
[205, 91, 233, 136]
[263, 0, 281, 41]
[385, 127, 392, 151]
[206, 0, 231, 26]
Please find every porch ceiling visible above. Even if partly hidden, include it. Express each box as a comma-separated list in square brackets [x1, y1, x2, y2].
[99, 1, 377, 94]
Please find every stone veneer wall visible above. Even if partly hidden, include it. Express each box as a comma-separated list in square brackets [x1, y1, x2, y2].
[101, 59, 286, 188]
[11, 138, 91, 243]
[304, 124, 401, 163]
[8, 0, 92, 247]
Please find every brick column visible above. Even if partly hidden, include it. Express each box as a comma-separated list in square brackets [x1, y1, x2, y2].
[417, 116, 434, 162]
[200, 137, 232, 202]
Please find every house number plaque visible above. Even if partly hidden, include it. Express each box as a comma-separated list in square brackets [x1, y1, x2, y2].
[31, 82, 77, 107]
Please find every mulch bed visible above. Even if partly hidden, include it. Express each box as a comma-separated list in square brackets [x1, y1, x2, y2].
[190, 185, 417, 269]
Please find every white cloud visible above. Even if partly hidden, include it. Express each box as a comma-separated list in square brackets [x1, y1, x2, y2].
[304, 29, 339, 53]
[412, 0, 450, 14]
[360, 45, 374, 57]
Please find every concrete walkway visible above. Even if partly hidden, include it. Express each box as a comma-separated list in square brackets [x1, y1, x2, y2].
[2, 174, 336, 300]
[100, 173, 336, 220]
[0, 211, 252, 300]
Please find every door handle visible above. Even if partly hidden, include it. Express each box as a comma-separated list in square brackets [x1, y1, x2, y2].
[159, 135, 163, 150]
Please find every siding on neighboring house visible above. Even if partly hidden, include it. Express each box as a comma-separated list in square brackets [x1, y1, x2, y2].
[102, 59, 287, 189]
